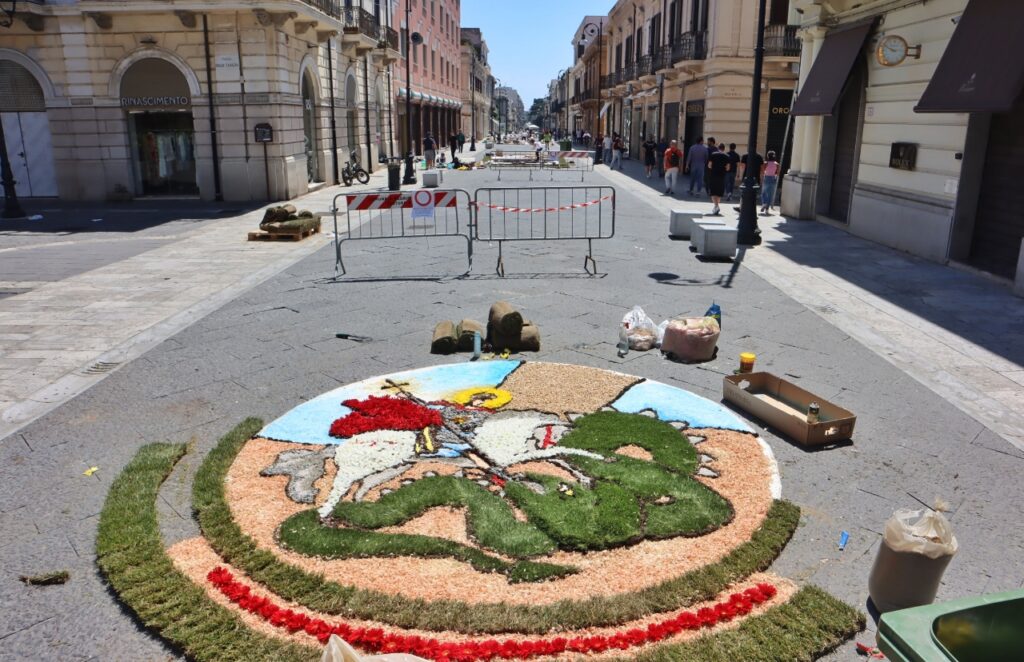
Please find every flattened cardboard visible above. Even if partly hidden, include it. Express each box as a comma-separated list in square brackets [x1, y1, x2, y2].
[723, 372, 856, 446]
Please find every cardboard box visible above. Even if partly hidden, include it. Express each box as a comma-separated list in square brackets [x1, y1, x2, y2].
[723, 372, 856, 446]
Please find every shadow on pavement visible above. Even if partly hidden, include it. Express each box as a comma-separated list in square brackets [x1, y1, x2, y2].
[762, 217, 1024, 367]
[0, 200, 263, 235]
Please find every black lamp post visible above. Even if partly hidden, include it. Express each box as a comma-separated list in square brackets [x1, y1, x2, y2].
[402, 1, 418, 185]
[1, 1, 26, 219]
[737, 0, 767, 246]
[580, 20, 603, 164]
[470, 55, 477, 151]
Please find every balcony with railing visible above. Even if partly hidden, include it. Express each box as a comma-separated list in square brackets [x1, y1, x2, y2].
[636, 54, 654, 78]
[340, 6, 381, 57]
[765, 24, 800, 57]
[603, 73, 618, 89]
[654, 44, 673, 72]
[671, 31, 708, 64]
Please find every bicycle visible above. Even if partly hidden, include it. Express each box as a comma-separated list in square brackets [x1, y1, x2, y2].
[341, 150, 370, 186]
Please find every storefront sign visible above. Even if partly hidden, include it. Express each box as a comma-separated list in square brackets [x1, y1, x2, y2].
[889, 142, 917, 170]
[685, 100, 704, 116]
[121, 96, 191, 109]
[254, 123, 274, 143]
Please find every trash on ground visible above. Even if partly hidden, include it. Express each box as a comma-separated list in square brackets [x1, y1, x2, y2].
[20, 570, 69, 586]
[83, 466, 99, 476]
[722, 372, 857, 446]
[739, 352, 757, 373]
[705, 301, 722, 329]
[839, 530, 850, 551]
[621, 306, 659, 351]
[335, 332, 372, 342]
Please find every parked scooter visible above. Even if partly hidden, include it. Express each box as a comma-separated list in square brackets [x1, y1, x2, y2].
[341, 150, 370, 186]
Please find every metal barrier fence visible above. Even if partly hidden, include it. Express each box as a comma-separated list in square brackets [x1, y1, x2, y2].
[489, 151, 595, 182]
[331, 189, 473, 276]
[473, 186, 615, 276]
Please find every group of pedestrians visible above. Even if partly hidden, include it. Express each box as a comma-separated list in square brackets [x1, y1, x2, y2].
[421, 131, 469, 169]
[603, 132, 780, 217]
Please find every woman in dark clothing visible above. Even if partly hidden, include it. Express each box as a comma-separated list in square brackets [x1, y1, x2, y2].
[642, 135, 657, 178]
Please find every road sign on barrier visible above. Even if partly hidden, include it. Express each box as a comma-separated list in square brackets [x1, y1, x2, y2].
[411, 189, 435, 219]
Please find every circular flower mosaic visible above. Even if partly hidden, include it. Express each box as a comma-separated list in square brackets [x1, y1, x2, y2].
[145, 362, 860, 660]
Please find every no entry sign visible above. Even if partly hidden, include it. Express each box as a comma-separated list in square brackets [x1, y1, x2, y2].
[411, 189, 435, 219]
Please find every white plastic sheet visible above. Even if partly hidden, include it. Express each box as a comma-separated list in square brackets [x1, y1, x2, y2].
[321, 635, 429, 662]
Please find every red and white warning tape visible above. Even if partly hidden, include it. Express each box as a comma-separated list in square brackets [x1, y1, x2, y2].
[474, 193, 613, 214]
[346, 191, 459, 211]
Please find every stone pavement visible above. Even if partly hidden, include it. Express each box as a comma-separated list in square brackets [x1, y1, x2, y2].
[1, 151, 1023, 660]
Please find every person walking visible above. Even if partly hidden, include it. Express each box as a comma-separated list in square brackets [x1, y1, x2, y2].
[724, 143, 740, 201]
[610, 133, 624, 170]
[448, 132, 459, 162]
[707, 143, 730, 216]
[685, 136, 708, 196]
[760, 150, 780, 215]
[423, 132, 437, 169]
[602, 133, 613, 164]
[457, 131, 466, 153]
[642, 135, 657, 178]
[663, 139, 684, 196]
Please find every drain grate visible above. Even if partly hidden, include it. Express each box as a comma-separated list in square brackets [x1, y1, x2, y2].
[82, 361, 121, 375]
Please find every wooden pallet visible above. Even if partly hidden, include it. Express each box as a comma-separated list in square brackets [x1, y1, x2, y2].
[247, 225, 321, 242]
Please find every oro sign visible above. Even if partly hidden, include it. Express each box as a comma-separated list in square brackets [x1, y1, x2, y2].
[411, 190, 435, 219]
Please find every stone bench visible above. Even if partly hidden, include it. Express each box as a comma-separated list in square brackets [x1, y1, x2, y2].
[668, 209, 704, 239]
[697, 225, 738, 259]
[422, 170, 444, 188]
[690, 219, 726, 253]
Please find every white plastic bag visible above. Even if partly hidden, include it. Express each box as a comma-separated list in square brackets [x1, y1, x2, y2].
[622, 306, 659, 350]
[321, 635, 429, 662]
[883, 509, 959, 560]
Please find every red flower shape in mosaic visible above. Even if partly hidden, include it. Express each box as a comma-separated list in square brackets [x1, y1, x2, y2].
[206, 568, 778, 661]
[329, 396, 443, 438]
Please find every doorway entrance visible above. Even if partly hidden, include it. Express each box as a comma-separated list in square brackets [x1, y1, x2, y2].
[969, 96, 1024, 278]
[817, 60, 865, 223]
[120, 58, 198, 197]
[302, 73, 320, 184]
[683, 99, 704, 152]
[128, 112, 198, 196]
[0, 60, 56, 197]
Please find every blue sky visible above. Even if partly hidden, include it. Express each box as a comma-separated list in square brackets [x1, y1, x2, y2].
[461, 0, 616, 107]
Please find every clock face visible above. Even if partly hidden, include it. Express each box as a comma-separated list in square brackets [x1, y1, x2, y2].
[877, 35, 908, 66]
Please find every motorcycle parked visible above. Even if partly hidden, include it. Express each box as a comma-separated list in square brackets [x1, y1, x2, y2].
[341, 150, 370, 186]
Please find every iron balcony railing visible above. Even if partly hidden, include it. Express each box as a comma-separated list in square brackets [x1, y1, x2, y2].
[603, 73, 617, 88]
[622, 62, 636, 82]
[671, 30, 708, 63]
[302, 0, 342, 19]
[654, 44, 673, 72]
[765, 24, 800, 57]
[381, 25, 399, 51]
[342, 6, 380, 39]
[637, 54, 654, 77]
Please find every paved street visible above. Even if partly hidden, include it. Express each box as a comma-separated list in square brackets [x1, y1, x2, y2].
[1, 152, 1023, 660]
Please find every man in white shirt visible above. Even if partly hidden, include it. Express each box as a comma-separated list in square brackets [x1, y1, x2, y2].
[602, 133, 613, 165]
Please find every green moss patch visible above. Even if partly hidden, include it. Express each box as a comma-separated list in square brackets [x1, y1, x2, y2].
[194, 419, 801, 635]
[96, 442, 317, 661]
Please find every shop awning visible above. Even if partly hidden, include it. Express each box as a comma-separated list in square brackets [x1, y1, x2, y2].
[791, 20, 875, 116]
[916, 0, 1024, 113]
[599, 101, 611, 117]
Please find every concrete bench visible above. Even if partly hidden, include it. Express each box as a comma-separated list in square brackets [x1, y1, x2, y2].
[690, 219, 727, 253]
[422, 170, 443, 188]
[698, 225, 738, 259]
[668, 209, 704, 238]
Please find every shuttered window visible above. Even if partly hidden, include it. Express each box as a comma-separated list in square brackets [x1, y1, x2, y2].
[0, 61, 44, 112]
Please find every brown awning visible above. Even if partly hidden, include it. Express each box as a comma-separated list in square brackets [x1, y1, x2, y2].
[916, 0, 1024, 113]
[791, 20, 874, 116]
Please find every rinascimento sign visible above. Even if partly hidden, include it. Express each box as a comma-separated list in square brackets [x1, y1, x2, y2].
[120, 96, 191, 109]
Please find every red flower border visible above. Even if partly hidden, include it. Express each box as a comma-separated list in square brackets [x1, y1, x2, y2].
[207, 567, 777, 661]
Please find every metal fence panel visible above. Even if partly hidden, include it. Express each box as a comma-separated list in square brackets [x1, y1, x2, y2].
[331, 189, 473, 276]
[473, 186, 615, 276]
[489, 151, 595, 182]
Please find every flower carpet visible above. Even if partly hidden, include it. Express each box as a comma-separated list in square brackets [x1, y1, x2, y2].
[98, 361, 864, 661]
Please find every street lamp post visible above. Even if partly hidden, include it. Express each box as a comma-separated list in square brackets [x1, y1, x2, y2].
[737, 0, 767, 246]
[401, 1, 417, 185]
[580, 20, 603, 164]
[470, 56, 477, 151]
